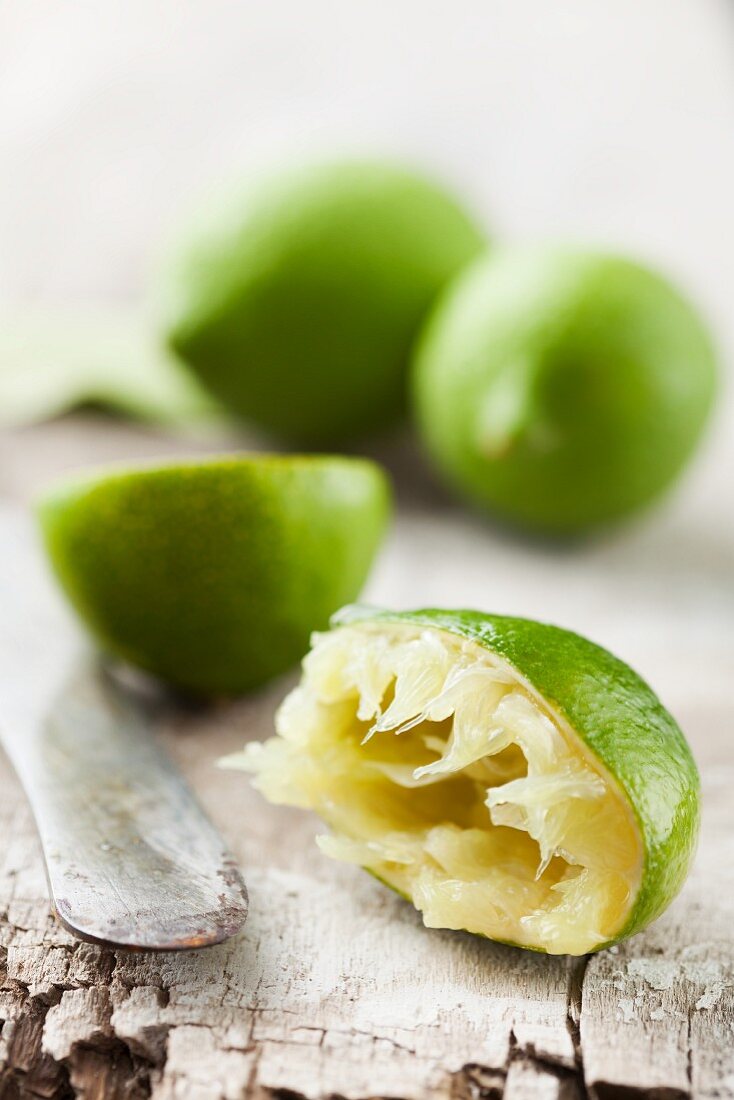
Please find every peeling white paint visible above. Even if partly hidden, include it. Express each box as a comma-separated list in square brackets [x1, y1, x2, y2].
[627, 958, 678, 991]
[695, 983, 725, 1011]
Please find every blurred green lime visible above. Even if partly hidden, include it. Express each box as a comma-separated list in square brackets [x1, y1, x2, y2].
[37, 455, 391, 696]
[158, 160, 486, 446]
[412, 247, 718, 533]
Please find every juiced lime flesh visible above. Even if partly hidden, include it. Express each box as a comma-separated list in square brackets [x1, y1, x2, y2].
[234, 623, 643, 954]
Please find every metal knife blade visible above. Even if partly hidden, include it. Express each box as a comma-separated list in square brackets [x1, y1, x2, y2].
[0, 510, 248, 950]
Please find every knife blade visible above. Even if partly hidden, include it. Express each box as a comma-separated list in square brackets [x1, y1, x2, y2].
[0, 509, 248, 950]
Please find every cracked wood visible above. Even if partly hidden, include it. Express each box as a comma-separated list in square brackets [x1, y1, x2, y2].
[2, 691, 732, 1099]
[1, 416, 733, 1099]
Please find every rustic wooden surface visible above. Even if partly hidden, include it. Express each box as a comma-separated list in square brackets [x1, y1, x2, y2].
[1, 415, 733, 1100]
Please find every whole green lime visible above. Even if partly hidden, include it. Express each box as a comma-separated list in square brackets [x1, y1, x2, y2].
[37, 455, 391, 696]
[159, 161, 485, 445]
[230, 605, 699, 954]
[412, 247, 718, 533]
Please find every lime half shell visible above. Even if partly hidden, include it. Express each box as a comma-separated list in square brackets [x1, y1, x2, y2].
[229, 606, 699, 954]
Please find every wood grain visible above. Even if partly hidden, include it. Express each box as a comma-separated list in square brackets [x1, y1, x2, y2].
[1, 416, 733, 1099]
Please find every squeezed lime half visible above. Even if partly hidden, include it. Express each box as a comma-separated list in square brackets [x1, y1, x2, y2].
[228, 607, 699, 954]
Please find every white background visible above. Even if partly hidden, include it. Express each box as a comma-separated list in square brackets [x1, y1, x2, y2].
[0, 0, 732, 330]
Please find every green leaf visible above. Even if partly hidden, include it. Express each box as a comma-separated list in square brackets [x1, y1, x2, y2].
[0, 308, 226, 428]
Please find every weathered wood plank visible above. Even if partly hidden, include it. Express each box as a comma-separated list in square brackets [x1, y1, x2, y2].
[0, 684, 579, 1100]
[1, 416, 733, 1098]
[4, 702, 732, 1099]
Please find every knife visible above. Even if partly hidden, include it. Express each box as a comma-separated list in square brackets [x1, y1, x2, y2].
[0, 509, 248, 950]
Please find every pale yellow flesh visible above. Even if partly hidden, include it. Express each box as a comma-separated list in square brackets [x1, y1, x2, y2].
[232, 623, 643, 954]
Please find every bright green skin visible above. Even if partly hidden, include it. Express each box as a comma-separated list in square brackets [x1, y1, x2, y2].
[160, 161, 485, 446]
[37, 456, 391, 697]
[335, 606, 700, 952]
[412, 247, 718, 534]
